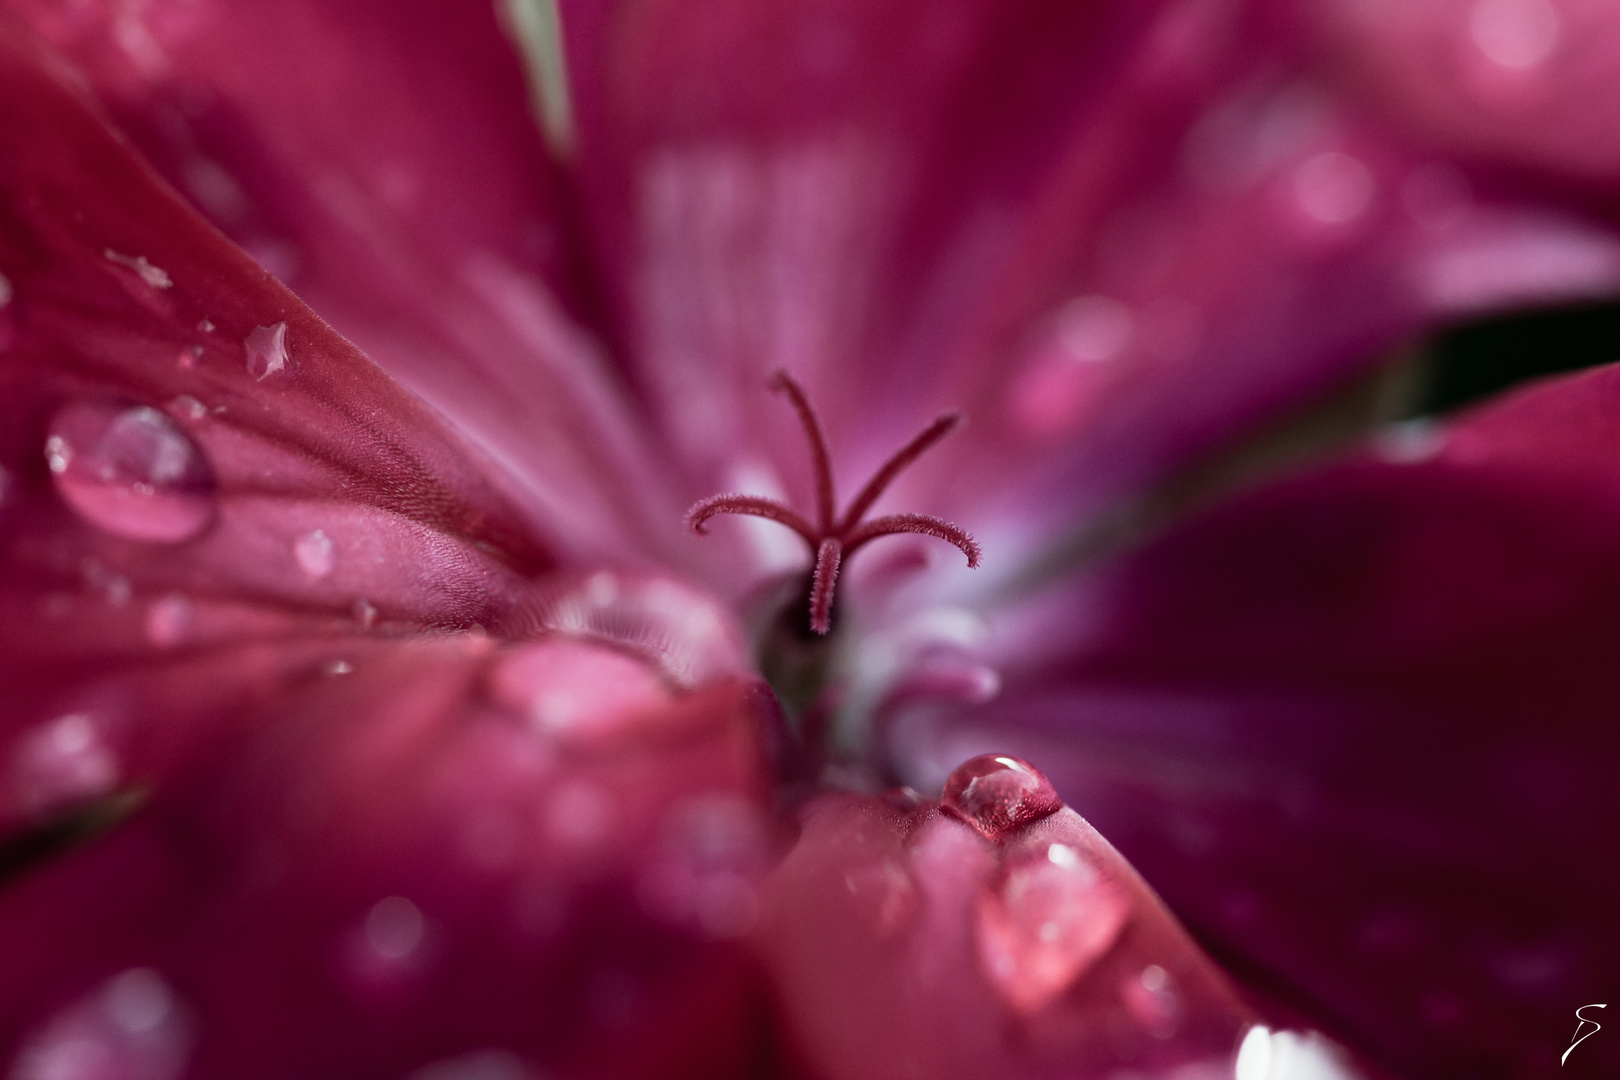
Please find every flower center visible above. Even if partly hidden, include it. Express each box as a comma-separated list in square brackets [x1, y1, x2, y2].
[687, 372, 980, 635]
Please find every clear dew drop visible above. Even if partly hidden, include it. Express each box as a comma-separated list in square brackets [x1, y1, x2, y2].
[975, 842, 1129, 1014]
[1235, 1026, 1358, 1080]
[46, 401, 217, 543]
[294, 529, 337, 579]
[941, 754, 1063, 839]
[10, 713, 119, 817]
[352, 597, 378, 628]
[11, 968, 191, 1080]
[245, 321, 289, 380]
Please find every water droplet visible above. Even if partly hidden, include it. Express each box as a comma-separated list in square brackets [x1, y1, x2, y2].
[245, 322, 289, 379]
[11, 968, 192, 1080]
[294, 529, 337, 579]
[82, 558, 132, 607]
[1470, 0, 1559, 70]
[941, 754, 1062, 839]
[324, 659, 354, 676]
[145, 593, 193, 647]
[365, 895, 425, 961]
[167, 395, 208, 421]
[975, 843, 1128, 1013]
[1294, 151, 1374, 226]
[46, 401, 217, 543]
[352, 597, 378, 627]
[103, 248, 173, 289]
[10, 713, 119, 816]
[197, 318, 214, 333]
[175, 345, 204, 371]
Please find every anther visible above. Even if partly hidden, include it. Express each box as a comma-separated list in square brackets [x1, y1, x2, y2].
[686, 371, 980, 634]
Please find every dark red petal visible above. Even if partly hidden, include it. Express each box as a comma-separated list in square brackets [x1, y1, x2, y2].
[756, 784, 1275, 1080]
[925, 362, 1620, 1077]
[0, 636, 779, 1079]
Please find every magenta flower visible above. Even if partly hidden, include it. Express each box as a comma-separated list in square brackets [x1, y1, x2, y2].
[1, 0, 1618, 1077]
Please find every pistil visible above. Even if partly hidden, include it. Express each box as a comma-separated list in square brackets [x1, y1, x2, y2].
[688, 372, 979, 634]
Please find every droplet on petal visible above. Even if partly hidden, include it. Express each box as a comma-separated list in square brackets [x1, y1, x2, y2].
[10, 713, 119, 817]
[975, 842, 1128, 1013]
[352, 598, 378, 627]
[145, 593, 193, 647]
[11, 968, 192, 1080]
[103, 248, 173, 289]
[293, 529, 337, 579]
[46, 401, 217, 543]
[941, 754, 1063, 839]
[166, 395, 208, 421]
[245, 322, 289, 379]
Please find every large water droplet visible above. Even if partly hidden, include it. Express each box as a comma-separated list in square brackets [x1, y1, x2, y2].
[975, 842, 1128, 1013]
[245, 322, 289, 379]
[9, 713, 119, 817]
[47, 401, 217, 543]
[293, 529, 337, 579]
[11, 968, 192, 1080]
[941, 754, 1062, 839]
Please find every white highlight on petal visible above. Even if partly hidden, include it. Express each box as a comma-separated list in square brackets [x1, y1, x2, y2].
[1469, 0, 1560, 71]
[1294, 151, 1374, 226]
[1236, 1025, 1359, 1080]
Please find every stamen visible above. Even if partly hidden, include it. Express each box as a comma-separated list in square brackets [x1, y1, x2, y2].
[837, 413, 960, 532]
[688, 373, 978, 634]
[687, 493, 820, 546]
[843, 513, 980, 567]
[809, 537, 842, 634]
[769, 372, 838, 534]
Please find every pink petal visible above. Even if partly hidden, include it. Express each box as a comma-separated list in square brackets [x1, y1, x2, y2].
[1318, 0, 1620, 181]
[0, 636, 780, 1079]
[0, 16, 556, 831]
[921, 361, 1620, 1077]
[757, 775, 1276, 1079]
[8, 0, 677, 560]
